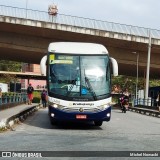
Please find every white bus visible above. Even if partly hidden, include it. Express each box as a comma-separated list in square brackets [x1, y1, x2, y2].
[40, 42, 118, 126]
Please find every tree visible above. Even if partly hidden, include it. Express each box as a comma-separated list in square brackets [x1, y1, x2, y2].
[0, 60, 21, 72]
[0, 60, 21, 84]
[112, 75, 160, 94]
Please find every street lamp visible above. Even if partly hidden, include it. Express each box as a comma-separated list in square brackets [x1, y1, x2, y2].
[132, 52, 139, 100]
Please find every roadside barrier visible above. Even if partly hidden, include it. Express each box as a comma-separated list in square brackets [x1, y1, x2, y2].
[128, 106, 160, 118]
[112, 103, 160, 118]
[0, 104, 41, 131]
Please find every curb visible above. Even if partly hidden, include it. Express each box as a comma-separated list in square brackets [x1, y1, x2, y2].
[128, 107, 160, 118]
[112, 104, 160, 118]
[0, 104, 41, 131]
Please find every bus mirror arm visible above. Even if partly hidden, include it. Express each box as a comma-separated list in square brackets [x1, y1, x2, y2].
[110, 57, 118, 76]
[40, 56, 47, 76]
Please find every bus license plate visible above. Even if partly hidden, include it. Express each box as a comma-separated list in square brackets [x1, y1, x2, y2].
[76, 115, 87, 119]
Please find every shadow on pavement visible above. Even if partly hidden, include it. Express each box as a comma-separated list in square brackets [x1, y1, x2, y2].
[23, 108, 103, 130]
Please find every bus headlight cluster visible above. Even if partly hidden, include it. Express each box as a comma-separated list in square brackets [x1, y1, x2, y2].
[53, 104, 58, 108]
[51, 103, 64, 109]
[99, 103, 110, 110]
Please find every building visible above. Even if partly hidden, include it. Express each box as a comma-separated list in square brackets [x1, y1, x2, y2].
[21, 63, 46, 90]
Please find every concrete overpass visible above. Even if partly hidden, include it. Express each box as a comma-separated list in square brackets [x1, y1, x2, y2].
[0, 5, 160, 78]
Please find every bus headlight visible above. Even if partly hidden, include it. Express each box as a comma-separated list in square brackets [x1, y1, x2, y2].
[53, 104, 58, 108]
[51, 103, 63, 109]
[51, 113, 55, 117]
[106, 113, 110, 117]
[99, 103, 110, 110]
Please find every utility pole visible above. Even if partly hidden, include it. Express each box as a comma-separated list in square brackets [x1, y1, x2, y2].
[145, 30, 151, 100]
[132, 52, 139, 100]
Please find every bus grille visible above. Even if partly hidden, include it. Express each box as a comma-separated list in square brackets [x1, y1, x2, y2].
[61, 107, 102, 113]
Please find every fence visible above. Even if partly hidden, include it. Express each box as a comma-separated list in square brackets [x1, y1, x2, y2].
[134, 98, 158, 108]
[0, 5, 160, 39]
[0, 93, 28, 106]
[112, 93, 158, 108]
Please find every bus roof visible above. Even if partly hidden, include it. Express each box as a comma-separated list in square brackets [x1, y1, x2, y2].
[48, 42, 108, 55]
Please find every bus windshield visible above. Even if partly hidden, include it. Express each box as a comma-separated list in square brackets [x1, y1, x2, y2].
[48, 54, 111, 101]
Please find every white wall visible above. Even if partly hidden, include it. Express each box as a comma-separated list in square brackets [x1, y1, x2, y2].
[0, 83, 8, 92]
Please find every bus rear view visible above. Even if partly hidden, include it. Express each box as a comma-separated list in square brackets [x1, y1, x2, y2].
[40, 42, 118, 126]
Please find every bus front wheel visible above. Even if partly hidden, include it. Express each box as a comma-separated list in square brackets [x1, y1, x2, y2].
[94, 121, 103, 126]
[50, 117, 57, 125]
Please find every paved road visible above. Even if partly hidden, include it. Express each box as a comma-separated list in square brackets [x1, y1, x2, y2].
[0, 108, 159, 160]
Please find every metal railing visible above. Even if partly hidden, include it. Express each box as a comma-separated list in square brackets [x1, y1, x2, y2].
[134, 98, 157, 108]
[0, 93, 27, 105]
[0, 5, 160, 39]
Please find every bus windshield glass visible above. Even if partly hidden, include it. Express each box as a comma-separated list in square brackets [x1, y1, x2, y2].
[48, 54, 110, 101]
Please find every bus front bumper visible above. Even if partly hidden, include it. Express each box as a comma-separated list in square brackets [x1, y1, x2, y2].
[49, 106, 111, 122]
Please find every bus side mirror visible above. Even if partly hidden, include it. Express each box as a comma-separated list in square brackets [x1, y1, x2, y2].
[40, 56, 47, 76]
[110, 57, 118, 76]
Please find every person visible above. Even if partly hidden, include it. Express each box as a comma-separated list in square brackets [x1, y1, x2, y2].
[41, 89, 47, 108]
[119, 94, 128, 113]
[123, 88, 130, 98]
[27, 83, 34, 105]
[123, 88, 130, 108]
[119, 88, 130, 112]
[156, 92, 160, 112]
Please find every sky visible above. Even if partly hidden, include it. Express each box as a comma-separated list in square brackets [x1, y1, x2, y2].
[0, 0, 160, 30]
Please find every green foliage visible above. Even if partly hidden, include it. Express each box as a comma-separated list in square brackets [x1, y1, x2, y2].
[32, 91, 41, 103]
[112, 75, 160, 93]
[2, 92, 21, 97]
[0, 60, 22, 84]
[0, 60, 21, 72]
[112, 75, 136, 93]
[33, 91, 41, 98]
[149, 79, 160, 87]
[32, 97, 41, 103]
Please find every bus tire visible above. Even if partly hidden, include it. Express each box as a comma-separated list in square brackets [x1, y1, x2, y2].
[50, 117, 57, 125]
[94, 121, 103, 126]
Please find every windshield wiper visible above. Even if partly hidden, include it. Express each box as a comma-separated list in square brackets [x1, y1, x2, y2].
[84, 70, 97, 100]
